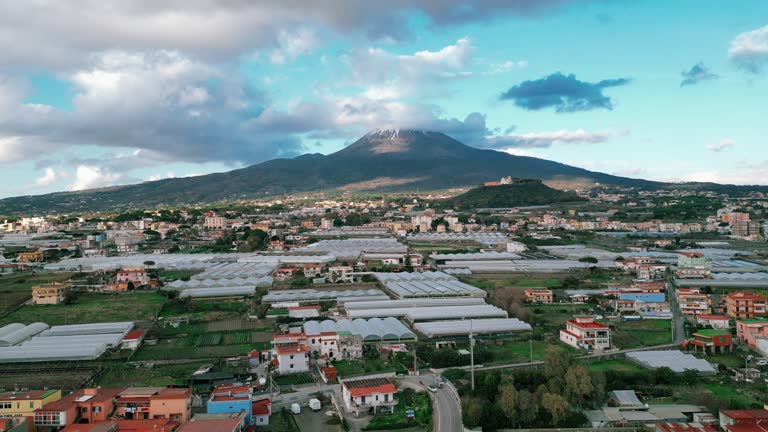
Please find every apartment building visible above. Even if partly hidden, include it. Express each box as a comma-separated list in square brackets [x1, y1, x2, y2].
[725, 292, 767, 320]
[32, 282, 71, 305]
[559, 316, 611, 351]
[524, 288, 554, 304]
[113, 387, 192, 423]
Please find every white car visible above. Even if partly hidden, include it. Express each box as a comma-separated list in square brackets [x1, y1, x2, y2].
[756, 359, 768, 366]
[427, 384, 438, 393]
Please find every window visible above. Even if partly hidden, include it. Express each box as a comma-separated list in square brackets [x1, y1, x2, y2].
[93, 406, 102, 413]
[81, 407, 89, 413]
[289, 364, 294, 369]
[0, 403, 11, 409]
[290, 355, 294, 360]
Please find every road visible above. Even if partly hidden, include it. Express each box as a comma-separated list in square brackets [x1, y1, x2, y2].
[666, 278, 687, 343]
[401, 375, 463, 432]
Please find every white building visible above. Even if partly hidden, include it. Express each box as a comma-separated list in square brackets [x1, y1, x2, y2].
[341, 378, 397, 416]
[274, 344, 309, 374]
[560, 316, 611, 351]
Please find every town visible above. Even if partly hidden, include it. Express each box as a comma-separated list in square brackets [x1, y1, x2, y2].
[0, 182, 766, 432]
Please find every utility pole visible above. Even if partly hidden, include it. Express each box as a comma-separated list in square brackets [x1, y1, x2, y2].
[530, 333, 533, 363]
[469, 319, 475, 391]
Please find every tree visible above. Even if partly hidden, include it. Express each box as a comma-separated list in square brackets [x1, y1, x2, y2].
[564, 365, 593, 406]
[404, 255, 414, 272]
[653, 366, 675, 384]
[543, 346, 572, 380]
[143, 260, 156, 267]
[578, 256, 599, 268]
[498, 383, 519, 421]
[681, 369, 699, 385]
[517, 390, 538, 426]
[542, 393, 570, 425]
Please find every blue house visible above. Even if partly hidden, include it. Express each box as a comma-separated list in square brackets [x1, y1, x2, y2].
[207, 383, 253, 425]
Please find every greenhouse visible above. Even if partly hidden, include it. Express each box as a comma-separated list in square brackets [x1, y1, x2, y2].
[179, 286, 257, 298]
[343, 298, 485, 310]
[262, 288, 387, 304]
[303, 317, 416, 341]
[414, 318, 532, 338]
[0, 323, 50, 347]
[41, 322, 134, 337]
[348, 304, 508, 321]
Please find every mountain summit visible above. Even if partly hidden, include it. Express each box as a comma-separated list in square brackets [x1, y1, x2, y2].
[0, 130, 660, 214]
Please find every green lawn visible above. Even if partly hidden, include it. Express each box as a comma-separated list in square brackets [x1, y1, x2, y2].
[364, 389, 432, 431]
[131, 338, 255, 361]
[0, 292, 166, 326]
[95, 361, 210, 387]
[693, 353, 743, 369]
[526, 303, 595, 333]
[0, 272, 73, 314]
[273, 373, 314, 386]
[159, 299, 249, 322]
[482, 340, 549, 364]
[588, 359, 645, 373]
[333, 359, 394, 377]
[611, 320, 672, 348]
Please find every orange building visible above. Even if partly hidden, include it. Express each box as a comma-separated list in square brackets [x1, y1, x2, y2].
[18, 251, 44, 262]
[725, 292, 767, 320]
[34, 388, 123, 429]
[524, 288, 554, 304]
[113, 387, 193, 423]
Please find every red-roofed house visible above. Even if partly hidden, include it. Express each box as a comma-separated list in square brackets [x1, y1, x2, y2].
[34, 388, 124, 429]
[274, 344, 309, 375]
[120, 330, 146, 350]
[736, 320, 768, 347]
[341, 378, 397, 416]
[116, 267, 149, 286]
[176, 412, 247, 432]
[677, 289, 711, 316]
[720, 408, 768, 432]
[560, 316, 611, 351]
[59, 418, 179, 432]
[655, 423, 719, 432]
[251, 398, 271, 426]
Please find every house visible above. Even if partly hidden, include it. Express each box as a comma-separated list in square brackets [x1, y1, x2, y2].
[677, 289, 711, 316]
[0, 389, 61, 426]
[725, 292, 767, 320]
[113, 387, 192, 423]
[34, 387, 124, 429]
[116, 267, 149, 286]
[176, 412, 247, 432]
[251, 398, 271, 426]
[736, 319, 768, 347]
[273, 344, 309, 374]
[560, 316, 611, 351]
[655, 423, 719, 432]
[329, 266, 354, 283]
[524, 288, 553, 304]
[207, 384, 253, 425]
[120, 330, 146, 350]
[58, 418, 179, 432]
[301, 263, 323, 278]
[17, 251, 44, 262]
[719, 408, 768, 432]
[272, 267, 296, 280]
[695, 314, 730, 329]
[682, 329, 733, 354]
[288, 305, 321, 319]
[341, 377, 397, 416]
[32, 282, 71, 305]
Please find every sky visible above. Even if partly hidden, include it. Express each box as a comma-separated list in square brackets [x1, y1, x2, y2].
[1, 1, 767, 198]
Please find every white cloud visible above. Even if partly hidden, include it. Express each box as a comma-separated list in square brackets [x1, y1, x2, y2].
[270, 28, 319, 64]
[706, 138, 736, 152]
[70, 165, 123, 191]
[483, 129, 617, 149]
[729, 25, 768, 73]
[34, 168, 58, 187]
[485, 60, 528, 75]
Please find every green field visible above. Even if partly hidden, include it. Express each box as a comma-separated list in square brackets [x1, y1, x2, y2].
[0, 273, 73, 315]
[0, 292, 165, 326]
[482, 339, 549, 364]
[364, 389, 432, 431]
[273, 373, 314, 386]
[611, 319, 672, 348]
[526, 303, 596, 333]
[95, 361, 210, 387]
[131, 338, 258, 361]
[587, 359, 645, 373]
[333, 359, 394, 377]
[159, 299, 249, 322]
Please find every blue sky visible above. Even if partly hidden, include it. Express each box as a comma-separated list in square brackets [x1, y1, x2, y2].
[1, 1, 767, 198]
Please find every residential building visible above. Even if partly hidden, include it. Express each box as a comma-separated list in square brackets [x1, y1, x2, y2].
[273, 343, 309, 374]
[34, 387, 123, 429]
[677, 252, 711, 269]
[114, 235, 144, 254]
[301, 263, 322, 278]
[725, 292, 767, 320]
[341, 378, 397, 416]
[203, 216, 228, 229]
[176, 412, 247, 432]
[328, 266, 354, 283]
[251, 398, 271, 426]
[120, 330, 146, 350]
[116, 267, 149, 286]
[32, 282, 71, 305]
[207, 384, 253, 425]
[113, 387, 192, 423]
[719, 408, 768, 432]
[58, 418, 179, 432]
[524, 288, 553, 304]
[736, 319, 768, 347]
[17, 251, 44, 262]
[677, 289, 711, 316]
[0, 389, 61, 424]
[682, 329, 733, 354]
[559, 316, 611, 351]
[695, 314, 730, 329]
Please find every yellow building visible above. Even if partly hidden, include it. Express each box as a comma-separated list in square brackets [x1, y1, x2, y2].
[0, 389, 61, 421]
[17, 251, 44, 262]
[32, 282, 71, 305]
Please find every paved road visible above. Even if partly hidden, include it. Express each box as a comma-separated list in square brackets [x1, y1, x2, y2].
[666, 279, 687, 343]
[401, 375, 463, 432]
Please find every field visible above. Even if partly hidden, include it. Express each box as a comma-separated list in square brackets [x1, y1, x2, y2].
[0, 272, 73, 315]
[525, 303, 596, 335]
[95, 361, 211, 387]
[611, 319, 672, 349]
[333, 359, 394, 377]
[159, 299, 249, 322]
[587, 359, 646, 373]
[466, 276, 563, 300]
[364, 389, 432, 431]
[273, 373, 314, 386]
[131, 338, 258, 361]
[481, 339, 550, 364]
[0, 292, 166, 326]
[0, 362, 100, 391]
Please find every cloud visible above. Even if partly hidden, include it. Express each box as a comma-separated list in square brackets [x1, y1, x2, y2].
[680, 62, 717, 87]
[270, 28, 319, 64]
[675, 160, 768, 185]
[707, 139, 736, 152]
[34, 168, 58, 187]
[0, 1, 579, 69]
[69, 165, 123, 191]
[485, 60, 528, 75]
[483, 129, 616, 149]
[729, 25, 768, 74]
[499, 72, 630, 112]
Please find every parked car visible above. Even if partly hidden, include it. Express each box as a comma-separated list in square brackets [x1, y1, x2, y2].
[427, 384, 438, 393]
[756, 359, 768, 366]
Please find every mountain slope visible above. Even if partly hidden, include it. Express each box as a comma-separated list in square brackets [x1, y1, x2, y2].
[0, 129, 668, 215]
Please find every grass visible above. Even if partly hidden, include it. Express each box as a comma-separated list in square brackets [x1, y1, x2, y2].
[0, 292, 165, 326]
[364, 389, 432, 431]
[611, 320, 672, 348]
[95, 361, 210, 387]
[195, 333, 222, 346]
[526, 303, 595, 333]
[159, 299, 248, 322]
[132, 338, 255, 361]
[693, 353, 744, 369]
[482, 340, 549, 364]
[273, 373, 314, 386]
[0, 272, 73, 315]
[587, 359, 645, 373]
[333, 359, 393, 377]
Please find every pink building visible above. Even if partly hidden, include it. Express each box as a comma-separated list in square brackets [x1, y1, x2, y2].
[116, 267, 150, 286]
[113, 387, 193, 423]
[736, 319, 768, 347]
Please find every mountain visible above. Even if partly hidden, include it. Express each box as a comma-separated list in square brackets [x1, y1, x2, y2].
[0, 129, 725, 215]
[438, 179, 587, 210]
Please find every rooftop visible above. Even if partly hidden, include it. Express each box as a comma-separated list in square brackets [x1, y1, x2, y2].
[343, 378, 397, 397]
